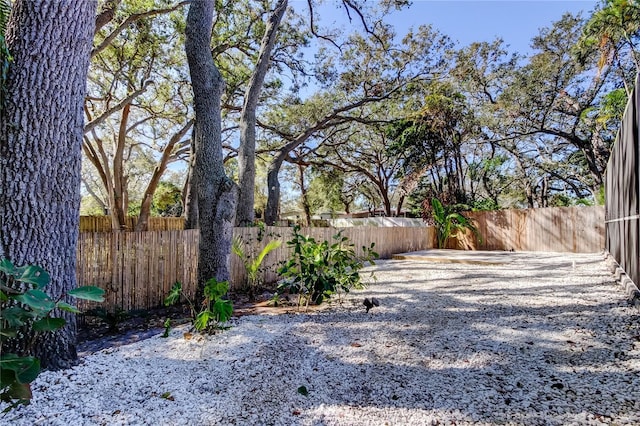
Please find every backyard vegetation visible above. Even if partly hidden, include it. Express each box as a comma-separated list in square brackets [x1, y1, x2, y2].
[0, 0, 639, 423]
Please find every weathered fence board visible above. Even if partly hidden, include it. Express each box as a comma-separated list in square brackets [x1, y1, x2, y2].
[76, 230, 199, 312]
[454, 206, 604, 253]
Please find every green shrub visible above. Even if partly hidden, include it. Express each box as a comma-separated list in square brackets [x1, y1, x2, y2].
[276, 226, 378, 309]
[164, 278, 233, 334]
[0, 259, 104, 412]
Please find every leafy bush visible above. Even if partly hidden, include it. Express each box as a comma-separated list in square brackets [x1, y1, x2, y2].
[0, 259, 104, 412]
[164, 278, 233, 334]
[276, 226, 378, 309]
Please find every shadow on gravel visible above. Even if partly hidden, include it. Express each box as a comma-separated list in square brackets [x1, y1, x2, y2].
[58, 255, 639, 425]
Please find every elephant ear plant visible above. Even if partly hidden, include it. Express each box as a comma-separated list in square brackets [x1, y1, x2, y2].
[0, 259, 105, 413]
[430, 197, 480, 249]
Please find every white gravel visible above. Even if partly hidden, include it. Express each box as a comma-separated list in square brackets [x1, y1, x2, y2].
[3, 251, 640, 425]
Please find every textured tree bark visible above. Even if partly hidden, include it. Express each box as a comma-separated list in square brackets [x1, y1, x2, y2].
[182, 136, 199, 229]
[0, 0, 96, 370]
[265, 154, 286, 225]
[236, 0, 287, 226]
[185, 0, 237, 288]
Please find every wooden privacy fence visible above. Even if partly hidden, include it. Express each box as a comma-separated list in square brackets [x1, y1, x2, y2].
[452, 206, 604, 253]
[77, 226, 435, 311]
[76, 230, 199, 312]
[76, 207, 604, 312]
[79, 216, 185, 232]
[605, 73, 639, 287]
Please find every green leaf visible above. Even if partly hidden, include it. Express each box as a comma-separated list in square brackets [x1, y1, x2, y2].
[253, 239, 282, 271]
[297, 385, 309, 396]
[0, 306, 37, 328]
[0, 329, 17, 339]
[194, 310, 212, 331]
[164, 282, 182, 307]
[0, 258, 14, 274]
[0, 289, 7, 302]
[16, 265, 50, 289]
[0, 354, 41, 384]
[32, 317, 66, 332]
[68, 286, 105, 302]
[56, 301, 82, 314]
[213, 299, 233, 323]
[203, 278, 229, 300]
[14, 289, 55, 315]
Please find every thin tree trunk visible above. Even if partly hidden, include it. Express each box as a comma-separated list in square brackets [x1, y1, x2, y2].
[135, 119, 193, 231]
[185, 0, 237, 289]
[111, 103, 130, 230]
[265, 154, 286, 225]
[0, 0, 96, 370]
[396, 195, 405, 216]
[183, 136, 199, 229]
[236, 0, 288, 226]
[297, 163, 312, 226]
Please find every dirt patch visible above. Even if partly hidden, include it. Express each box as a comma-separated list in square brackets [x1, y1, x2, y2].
[77, 290, 331, 354]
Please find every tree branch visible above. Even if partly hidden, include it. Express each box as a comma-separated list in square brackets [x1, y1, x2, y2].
[92, 1, 190, 57]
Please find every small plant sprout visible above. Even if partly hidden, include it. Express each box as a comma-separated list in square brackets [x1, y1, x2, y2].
[232, 236, 282, 298]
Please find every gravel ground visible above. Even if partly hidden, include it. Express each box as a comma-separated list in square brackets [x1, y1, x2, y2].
[3, 251, 640, 425]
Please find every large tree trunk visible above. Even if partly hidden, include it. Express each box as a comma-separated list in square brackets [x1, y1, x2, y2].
[236, 0, 287, 226]
[0, 0, 96, 370]
[185, 0, 237, 288]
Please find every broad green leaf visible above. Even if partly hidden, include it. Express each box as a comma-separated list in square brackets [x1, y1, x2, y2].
[0, 258, 14, 274]
[194, 310, 212, 331]
[14, 289, 55, 315]
[56, 301, 82, 314]
[68, 286, 105, 302]
[16, 265, 50, 289]
[32, 317, 66, 332]
[164, 282, 182, 307]
[0, 354, 41, 384]
[0, 289, 7, 302]
[203, 278, 229, 300]
[213, 299, 233, 323]
[0, 306, 37, 328]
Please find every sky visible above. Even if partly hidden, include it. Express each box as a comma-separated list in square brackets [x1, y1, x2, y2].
[308, 0, 600, 55]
